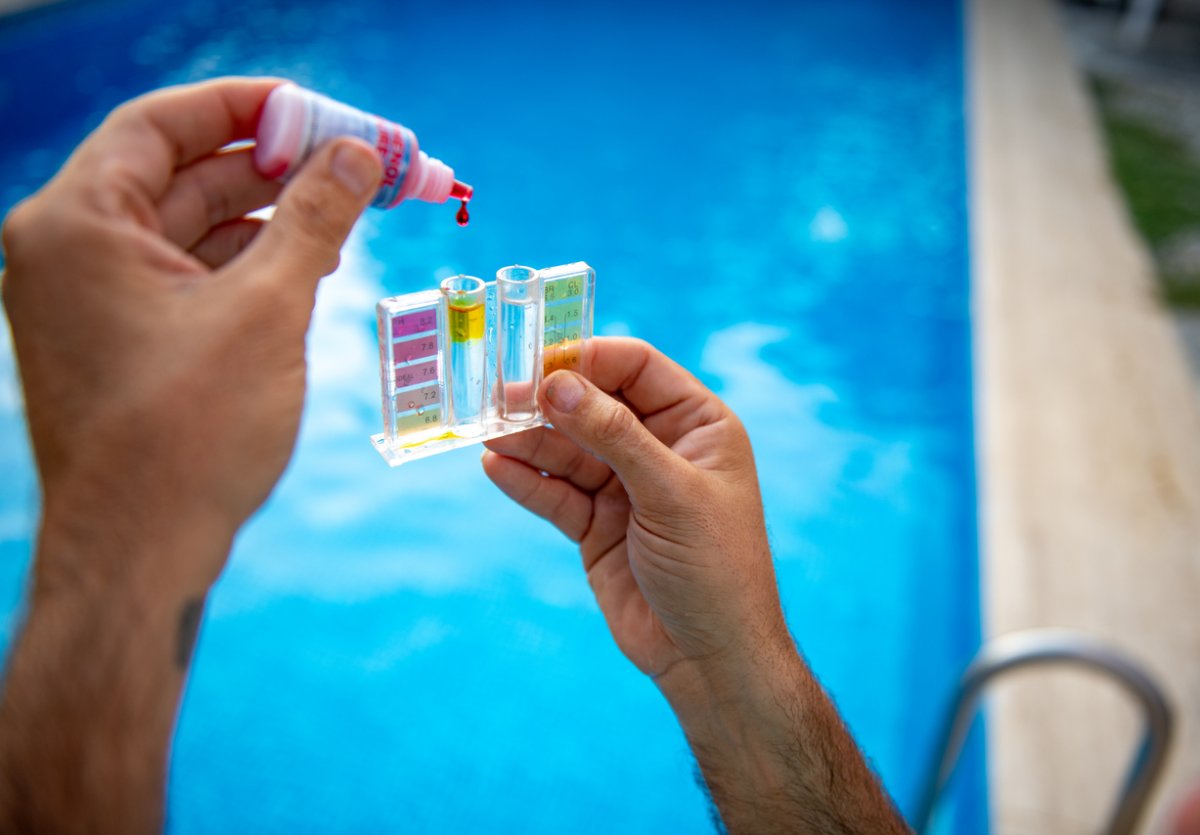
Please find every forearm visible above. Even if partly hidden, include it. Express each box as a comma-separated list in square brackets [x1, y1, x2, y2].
[0, 481, 232, 835]
[660, 635, 910, 835]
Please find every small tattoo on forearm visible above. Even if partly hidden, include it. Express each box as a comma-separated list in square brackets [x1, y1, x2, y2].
[176, 597, 204, 669]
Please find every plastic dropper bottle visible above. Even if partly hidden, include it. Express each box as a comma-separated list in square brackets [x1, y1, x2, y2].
[254, 83, 473, 213]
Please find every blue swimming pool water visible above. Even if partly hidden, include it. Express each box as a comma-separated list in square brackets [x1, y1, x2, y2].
[0, 0, 984, 831]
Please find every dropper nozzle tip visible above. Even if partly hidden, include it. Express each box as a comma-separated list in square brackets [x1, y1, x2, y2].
[450, 180, 473, 201]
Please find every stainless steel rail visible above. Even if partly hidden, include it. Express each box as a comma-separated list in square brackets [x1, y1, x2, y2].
[915, 629, 1174, 834]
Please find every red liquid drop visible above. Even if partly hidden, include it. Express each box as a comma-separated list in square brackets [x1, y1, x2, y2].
[456, 199, 470, 227]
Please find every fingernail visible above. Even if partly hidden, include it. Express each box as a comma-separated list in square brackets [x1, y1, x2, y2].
[331, 142, 379, 197]
[545, 372, 585, 413]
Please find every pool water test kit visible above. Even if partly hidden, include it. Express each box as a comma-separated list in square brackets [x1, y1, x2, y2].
[372, 263, 596, 465]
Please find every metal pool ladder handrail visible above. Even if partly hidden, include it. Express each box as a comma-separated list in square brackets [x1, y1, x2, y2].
[914, 628, 1174, 835]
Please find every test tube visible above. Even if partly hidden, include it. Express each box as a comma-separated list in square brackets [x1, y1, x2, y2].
[441, 275, 487, 436]
[496, 265, 543, 422]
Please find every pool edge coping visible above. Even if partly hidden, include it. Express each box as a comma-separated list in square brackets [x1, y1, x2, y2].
[970, 0, 1200, 831]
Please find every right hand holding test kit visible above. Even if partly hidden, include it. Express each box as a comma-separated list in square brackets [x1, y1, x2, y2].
[481, 339, 910, 834]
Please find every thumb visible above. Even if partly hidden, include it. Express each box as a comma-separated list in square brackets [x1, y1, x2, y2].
[238, 137, 380, 289]
[540, 370, 687, 502]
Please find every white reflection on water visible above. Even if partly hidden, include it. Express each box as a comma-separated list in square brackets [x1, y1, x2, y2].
[702, 322, 846, 508]
[809, 205, 849, 243]
[0, 307, 19, 417]
[700, 322, 913, 561]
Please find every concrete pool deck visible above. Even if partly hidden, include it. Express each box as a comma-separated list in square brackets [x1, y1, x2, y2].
[972, 0, 1200, 831]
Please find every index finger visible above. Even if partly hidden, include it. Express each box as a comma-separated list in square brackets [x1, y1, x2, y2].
[584, 337, 716, 419]
[76, 77, 284, 202]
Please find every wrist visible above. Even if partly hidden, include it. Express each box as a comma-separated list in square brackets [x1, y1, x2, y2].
[656, 606, 800, 709]
[656, 622, 811, 760]
[34, 460, 238, 603]
[0, 481, 224, 835]
[656, 627, 909, 835]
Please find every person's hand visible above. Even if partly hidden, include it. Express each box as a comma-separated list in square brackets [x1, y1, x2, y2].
[484, 338, 911, 834]
[1, 77, 381, 588]
[482, 337, 791, 694]
[0, 78, 381, 835]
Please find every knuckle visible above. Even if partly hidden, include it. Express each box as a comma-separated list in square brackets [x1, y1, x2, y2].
[527, 427, 549, 462]
[625, 337, 657, 366]
[285, 186, 324, 223]
[267, 191, 344, 278]
[83, 159, 160, 228]
[548, 482, 574, 518]
[1, 198, 37, 260]
[105, 99, 138, 127]
[514, 470, 544, 506]
[109, 81, 183, 123]
[594, 402, 636, 447]
[103, 97, 151, 137]
[563, 445, 589, 480]
[286, 188, 343, 249]
[192, 167, 233, 231]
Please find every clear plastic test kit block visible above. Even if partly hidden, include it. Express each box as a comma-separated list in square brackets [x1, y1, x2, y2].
[371, 262, 596, 466]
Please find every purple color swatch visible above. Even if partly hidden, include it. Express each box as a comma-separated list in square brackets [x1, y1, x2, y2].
[393, 335, 438, 364]
[391, 307, 438, 339]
